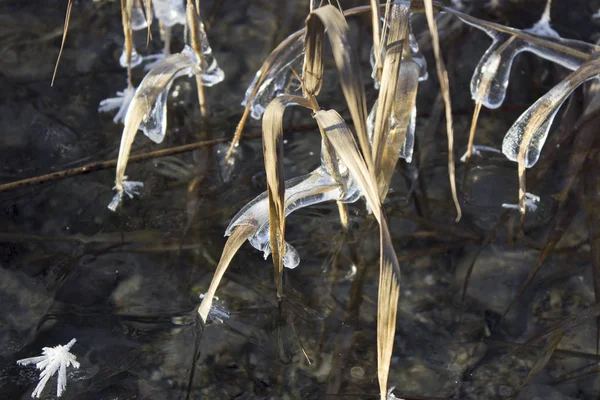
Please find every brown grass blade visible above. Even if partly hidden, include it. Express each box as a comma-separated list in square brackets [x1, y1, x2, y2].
[371, 2, 410, 171]
[186, 0, 208, 119]
[423, 0, 461, 222]
[112, 52, 202, 206]
[370, 0, 382, 82]
[308, 5, 374, 174]
[314, 109, 400, 400]
[198, 225, 255, 322]
[51, 0, 73, 87]
[262, 95, 313, 297]
[302, 12, 325, 97]
[144, 0, 153, 45]
[377, 61, 419, 200]
[121, 0, 135, 87]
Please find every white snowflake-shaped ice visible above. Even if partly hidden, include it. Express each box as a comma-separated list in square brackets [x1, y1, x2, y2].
[17, 338, 80, 398]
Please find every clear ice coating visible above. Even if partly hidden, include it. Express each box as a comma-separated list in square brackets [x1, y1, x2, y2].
[140, 81, 170, 143]
[226, 165, 360, 269]
[459, 15, 595, 109]
[119, 46, 143, 68]
[194, 20, 225, 87]
[398, 105, 416, 163]
[138, 45, 223, 142]
[131, 1, 149, 31]
[501, 79, 572, 167]
[370, 13, 428, 89]
[152, 0, 186, 27]
[367, 99, 416, 163]
[241, 35, 305, 119]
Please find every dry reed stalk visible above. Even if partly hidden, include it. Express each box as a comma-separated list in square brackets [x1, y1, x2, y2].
[314, 109, 400, 400]
[423, 0, 461, 222]
[51, 0, 73, 87]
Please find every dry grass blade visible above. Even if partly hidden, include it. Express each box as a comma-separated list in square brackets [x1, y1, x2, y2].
[523, 330, 565, 386]
[113, 52, 201, 198]
[370, 0, 382, 81]
[262, 95, 313, 297]
[186, 0, 208, 119]
[302, 13, 325, 97]
[371, 2, 409, 169]
[144, 0, 153, 45]
[225, 30, 305, 158]
[423, 0, 461, 222]
[314, 109, 400, 400]
[198, 224, 255, 322]
[310, 5, 374, 174]
[52, 0, 73, 87]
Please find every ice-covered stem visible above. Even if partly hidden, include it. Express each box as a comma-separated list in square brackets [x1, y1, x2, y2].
[187, 0, 208, 120]
[121, 0, 136, 88]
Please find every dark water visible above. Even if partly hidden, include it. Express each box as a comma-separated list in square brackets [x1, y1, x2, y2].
[1, 0, 600, 399]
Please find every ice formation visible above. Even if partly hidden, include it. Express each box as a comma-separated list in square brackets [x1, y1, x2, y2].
[241, 35, 305, 119]
[226, 165, 360, 269]
[98, 86, 136, 124]
[108, 177, 144, 212]
[459, 13, 594, 109]
[17, 339, 80, 398]
[502, 192, 540, 212]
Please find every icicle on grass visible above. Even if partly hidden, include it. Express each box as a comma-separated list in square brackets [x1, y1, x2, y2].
[108, 44, 223, 210]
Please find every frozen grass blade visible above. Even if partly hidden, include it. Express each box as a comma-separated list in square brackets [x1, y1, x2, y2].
[310, 5, 374, 173]
[302, 12, 325, 97]
[370, 0, 383, 82]
[110, 50, 203, 209]
[186, 0, 208, 120]
[51, 0, 73, 87]
[198, 224, 255, 322]
[371, 1, 409, 171]
[227, 30, 305, 158]
[262, 95, 313, 297]
[314, 109, 400, 400]
[422, 0, 461, 222]
[502, 57, 600, 217]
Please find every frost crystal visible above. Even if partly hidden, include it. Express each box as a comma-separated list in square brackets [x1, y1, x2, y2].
[198, 293, 229, 323]
[108, 177, 144, 211]
[17, 338, 80, 398]
[525, 2, 560, 39]
[502, 192, 540, 213]
[98, 86, 136, 124]
[459, 145, 502, 163]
